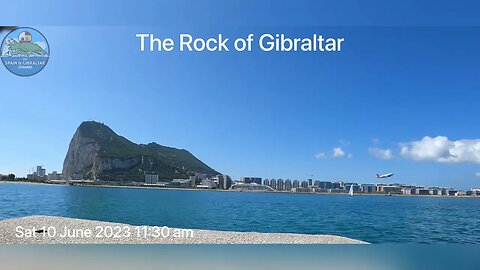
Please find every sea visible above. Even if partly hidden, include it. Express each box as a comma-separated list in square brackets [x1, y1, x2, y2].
[1, 182, 479, 244]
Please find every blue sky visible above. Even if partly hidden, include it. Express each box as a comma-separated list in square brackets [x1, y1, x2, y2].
[1, 1, 480, 189]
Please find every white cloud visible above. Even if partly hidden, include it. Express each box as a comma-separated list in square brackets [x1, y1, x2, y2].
[372, 138, 380, 145]
[369, 147, 393, 160]
[315, 146, 352, 160]
[475, 172, 480, 178]
[400, 136, 480, 164]
[332, 147, 346, 158]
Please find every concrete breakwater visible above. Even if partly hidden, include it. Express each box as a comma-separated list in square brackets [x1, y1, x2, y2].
[0, 216, 367, 244]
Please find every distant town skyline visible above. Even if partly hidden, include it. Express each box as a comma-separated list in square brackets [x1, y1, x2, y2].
[7, 162, 479, 192]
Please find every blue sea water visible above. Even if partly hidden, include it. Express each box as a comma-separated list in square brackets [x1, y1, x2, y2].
[1, 183, 479, 244]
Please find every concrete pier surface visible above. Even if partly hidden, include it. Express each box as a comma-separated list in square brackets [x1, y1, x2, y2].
[0, 216, 367, 244]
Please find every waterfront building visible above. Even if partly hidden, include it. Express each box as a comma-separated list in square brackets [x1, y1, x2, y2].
[277, 179, 284, 191]
[186, 173, 208, 186]
[292, 180, 300, 188]
[376, 184, 386, 192]
[402, 187, 417, 195]
[211, 175, 220, 185]
[319, 181, 333, 189]
[308, 179, 313, 186]
[377, 185, 402, 194]
[170, 179, 193, 188]
[284, 179, 292, 191]
[189, 176, 197, 187]
[332, 182, 342, 189]
[229, 183, 275, 192]
[447, 190, 457, 196]
[313, 180, 320, 187]
[416, 188, 430, 195]
[47, 171, 63, 181]
[301, 181, 309, 188]
[386, 186, 402, 194]
[145, 174, 159, 185]
[263, 179, 270, 186]
[361, 184, 376, 193]
[217, 175, 232, 190]
[156, 182, 170, 187]
[27, 165, 48, 181]
[241, 177, 262, 185]
[36, 166, 46, 177]
[291, 187, 311, 193]
[196, 179, 217, 189]
[270, 179, 277, 190]
[344, 183, 360, 193]
[266, 179, 274, 188]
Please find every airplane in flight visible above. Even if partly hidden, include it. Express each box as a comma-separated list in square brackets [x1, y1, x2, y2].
[376, 173, 394, 179]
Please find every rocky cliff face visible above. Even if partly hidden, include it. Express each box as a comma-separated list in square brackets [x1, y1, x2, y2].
[62, 131, 99, 180]
[62, 133, 141, 180]
[62, 121, 220, 181]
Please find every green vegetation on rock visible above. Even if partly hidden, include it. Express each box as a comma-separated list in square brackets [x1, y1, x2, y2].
[63, 121, 220, 181]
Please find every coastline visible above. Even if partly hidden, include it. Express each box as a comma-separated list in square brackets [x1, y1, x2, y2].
[0, 215, 367, 244]
[1, 180, 478, 199]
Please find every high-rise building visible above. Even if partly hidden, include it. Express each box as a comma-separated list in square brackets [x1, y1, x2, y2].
[314, 180, 320, 187]
[270, 179, 277, 189]
[332, 182, 341, 189]
[293, 180, 300, 188]
[319, 181, 333, 189]
[277, 179, 284, 191]
[263, 179, 270, 186]
[36, 166, 46, 177]
[284, 179, 292, 191]
[217, 175, 232, 190]
[28, 165, 47, 181]
[240, 177, 262, 185]
[301, 181, 309, 188]
[308, 179, 313, 186]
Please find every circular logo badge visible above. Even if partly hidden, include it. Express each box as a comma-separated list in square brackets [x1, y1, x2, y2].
[1, 27, 50, 76]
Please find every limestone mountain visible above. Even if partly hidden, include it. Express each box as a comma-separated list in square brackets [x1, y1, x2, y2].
[62, 121, 219, 181]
